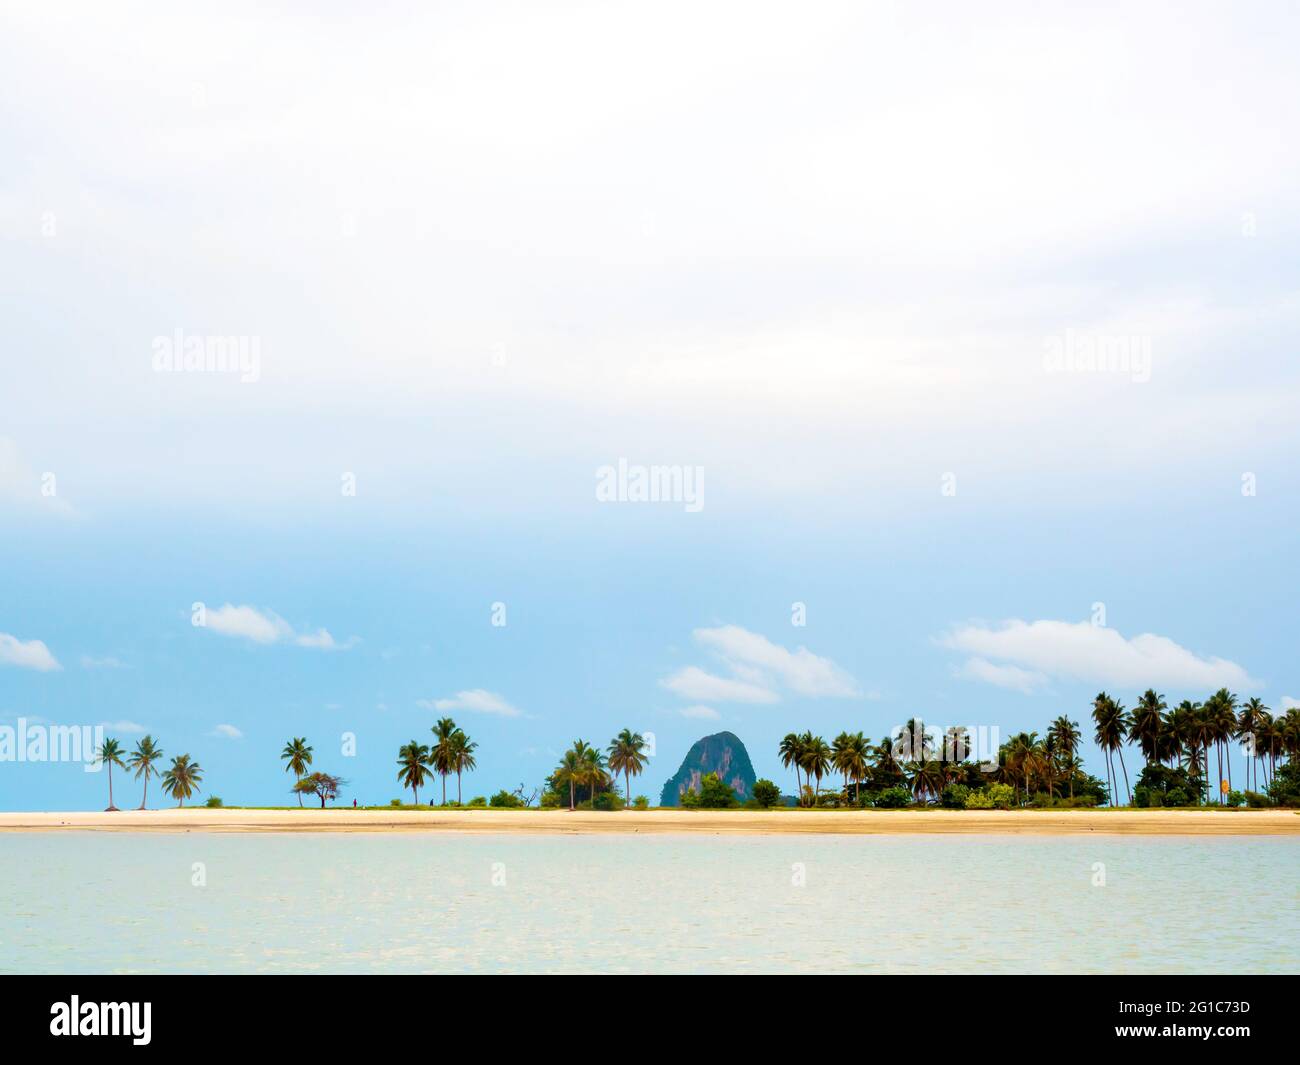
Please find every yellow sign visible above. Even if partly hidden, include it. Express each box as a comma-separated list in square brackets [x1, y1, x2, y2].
[1220, 779, 1230, 794]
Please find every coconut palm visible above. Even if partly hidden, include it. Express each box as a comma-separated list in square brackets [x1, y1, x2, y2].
[578, 742, 608, 804]
[800, 735, 831, 804]
[1004, 732, 1042, 804]
[1129, 690, 1167, 766]
[1255, 710, 1278, 787]
[430, 717, 458, 805]
[834, 731, 870, 804]
[555, 747, 582, 810]
[1237, 697, 1267, 794]
[607, 729, 648, 808]
[450, 729, 477, 804]
[1205, 689, 1239, 803]
[96, 737, 126, 811]
[1091, 693, 1130, 805]
[1047, 716, 1081, 799]
[942, 725, 971, 764]
[126, 735, 164, 810]
[907, 757, 944, 803]
[160, 754, 203, 807]
[396, 740, 432, 805]
[778, 733, 807, 802]
[281, 737, 314, 807]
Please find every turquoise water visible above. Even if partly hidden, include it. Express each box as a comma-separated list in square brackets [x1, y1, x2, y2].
[1, 832, 1296, 973]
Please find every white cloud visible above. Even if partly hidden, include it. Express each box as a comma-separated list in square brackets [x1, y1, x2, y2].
[201, 604, 356, 650]
[420, 689, 521, 717]
[694, 624, 859, 697]
[659, 625, 858, 704]
[0, 633, 61, 672]
[1281, 696, 1300, 711]
[678, 704, 721, 720]
[99, 720, 147, 734]
[81, 655, 124, 669]
[955, 657, 1047, 695]
[660, 666, 779, 704]
[210, 723, 243, 739]
[942, 619, 1258, 692]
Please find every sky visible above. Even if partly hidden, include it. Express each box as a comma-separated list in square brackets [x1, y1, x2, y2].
[2, 1, 1298, 810]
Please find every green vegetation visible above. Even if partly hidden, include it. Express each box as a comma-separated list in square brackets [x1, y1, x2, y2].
[280, 737, 313, 806]
[160, 754, 203, 807]
[205, 796, 223, 808]
[680, 772, 739, 808]
[749, 778, 781, 808]
[292, 772, 344, 807]
[126, 735, 164, 810]
[96, 737, 126, 811]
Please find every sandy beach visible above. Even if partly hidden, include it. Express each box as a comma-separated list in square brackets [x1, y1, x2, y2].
[1, 808, 1296, 835]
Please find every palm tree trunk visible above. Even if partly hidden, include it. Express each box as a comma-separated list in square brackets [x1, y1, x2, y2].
[457, 771, 462, 805]
[1116, 746, 1130, 805]
[1216, 742, 1224, 804]
[139, 773, 148, 810]
[569, 779, 575, 811]
[297, 778, 304, 807]
[625, 769, 631, 808]
[107, 764, 115, 810]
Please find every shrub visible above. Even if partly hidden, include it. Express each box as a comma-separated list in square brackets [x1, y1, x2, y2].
[750, 779, 782, 808]
[204, 796, 223, 808]
[489, 790, 524, 808]
[1225, 790, 1246, 808]
[591, 791, 625, 811]
[1267, 761, 1300, 807]
[693, 773, 739, 809]
[467, 796, 487, 807]
[939, 784, 969, 809]
[1163, 788, 1189, 808]
[967, 783, 1013, 809]
[964, 790, 994, 809]
[390, 798, 403, 807]
[873, 786, 911, 809]
[633, 795, 649, 810]
[1244, 790, 1273, 808]
[540, 791, 562, 809]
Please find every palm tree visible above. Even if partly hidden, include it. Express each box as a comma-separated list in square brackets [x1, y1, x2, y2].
[126, 735, 164, 810]
[96, 737, 126, 811]
[1192, 702, 1218, 804]
[555, 747, 582, 810]
[1091, 693, 1130, 805]
[942, 725, 971, 764]
[1004, 732, 1041, 804]
[396, 740, 432, 805]
[1206, 689, 1239, 803]
[579, 742, 608, 804]
[430, 717, 458, 805]
[1047, 716, 1080, 799]
[908, 757, 943, 803]
[160, 754, 203, 807]
[800, 735, 831, 804]
[1129, 690, 1167, 766]
[778, 733, 806, 802]
[834, 731, 870, 804]
[1255, 710, 1278, 787]
[1237, 697, 1267, 794]
[450, 729, 477, 804]
[607, 729, 648, 808]
[281, 737, 314, 807]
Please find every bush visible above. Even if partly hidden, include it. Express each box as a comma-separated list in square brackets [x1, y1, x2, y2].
[964, 790, 994, 809]
[204, 796, 223, 808]
[939, 784, 969, 809]
[1163, 788, 1189, 808]
[591, 791, 625, 811]
[692, 773, 739, 809]
[467, 796, 487, 807]
[1133, 764, 1199, 808]
[489, 790, 524, 808]
[966, 783, 1013, 809]
[1225, 790, 1246, 808]
[1244, 790, 1273, 808]
[540, 791, 562, 808]
[815, 791, 842, 808]
[873, 786, 911, 809]
[750, 779, 782, 808]
[633, 795, 649, 810]
[1267, 761, 1300, 807]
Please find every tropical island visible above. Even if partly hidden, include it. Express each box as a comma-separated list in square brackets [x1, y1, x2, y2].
[2, 689, 1298, 834]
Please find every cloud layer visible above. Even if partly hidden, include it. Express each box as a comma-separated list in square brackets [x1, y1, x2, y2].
[943, 619, 1258, 693]
[0, 632, 61, 671]
[661, 625, 858, 704]
[200, 604, 356, 650]
[421, 689, 521, 718]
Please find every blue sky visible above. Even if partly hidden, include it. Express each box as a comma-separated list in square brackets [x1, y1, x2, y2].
[2, 1, 1299, 809]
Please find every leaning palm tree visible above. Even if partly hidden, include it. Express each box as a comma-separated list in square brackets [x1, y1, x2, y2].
[281, 737, 314, 807]
[1047, 716, 1081, 799]
[396, 740, 432, 805]
[1255, 710, 1278, 787]
[1004, 732, 1041, 805]
[450, 729, 477, 804]
[778, 733, 807, 802]
[160, 754, 203, 807]
[579, 742, 608, 804]
[96, 737, 126, 811]
[126, 735, 164, 810]
[430, 717, 458, 805]
[606, 729, 648, 808]
[1237, 697, 1267, 794]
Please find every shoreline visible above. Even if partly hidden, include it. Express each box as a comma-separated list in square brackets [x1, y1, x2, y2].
[1, 808, 1296, 836]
